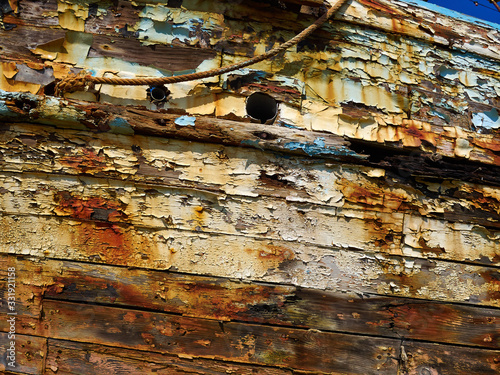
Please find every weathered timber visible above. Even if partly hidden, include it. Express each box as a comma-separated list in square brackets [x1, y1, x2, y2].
[0, 333, 46, 374]
[0, 92, 362, 163]
[1, 0, 500, 373]
[2, 91, 500, 173]
[1, 255, 498, 349]
[89, 35, 219, 72]
[0, 166, 498, 267]
[26, 299, 402, 373]
[401, 340, 500, 375]
[0, 228, 498, 309]
[0, 121, 498, 264]
[3, 298, 498, 374]
[45, 339, 295, 375]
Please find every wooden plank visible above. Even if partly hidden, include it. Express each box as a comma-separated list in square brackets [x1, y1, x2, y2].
[0, 168, 498, 267]
[0, 25, 65, 64]
[0, 216, 498, 308]
[0, 122, 498, 266]
[0, 121, 496, 229]
[0, 170, 406, 255]
[37, 300, 401, 373]
[401, 340, 500, 375]
[2, 255, 498, 349]
[44, 339, 294, 375]
[0, 333, 46, 374]
[89, 35, 218, 72]
[0, 97, 361, 163]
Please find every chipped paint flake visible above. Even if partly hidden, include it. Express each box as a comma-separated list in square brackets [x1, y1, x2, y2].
[174, 115, 197, 127]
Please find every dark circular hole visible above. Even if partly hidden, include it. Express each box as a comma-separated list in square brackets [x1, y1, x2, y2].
[147, 85, 170, 103]
[246, 92, 278, 124]
[150, 87, 167, 101]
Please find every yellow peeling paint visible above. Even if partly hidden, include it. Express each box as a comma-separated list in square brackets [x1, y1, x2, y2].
[2, 62, 18, 79]
[58, 10, 85, 32]
[302, 101, 340, 132]
[31, 39, 65, 61]
[215, 93, 247, 118]
[56, 31, 93, 65]
[0, 63, 40, 94]
[31, 32, 92, 66]
[57, 1, 89, 32]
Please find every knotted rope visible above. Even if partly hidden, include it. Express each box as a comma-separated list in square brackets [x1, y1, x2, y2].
[55, 0, 348, 96]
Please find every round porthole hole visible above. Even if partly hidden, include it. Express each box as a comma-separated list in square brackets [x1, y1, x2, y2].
[245, 92, 278, 124]
[147, 85, 170, 103]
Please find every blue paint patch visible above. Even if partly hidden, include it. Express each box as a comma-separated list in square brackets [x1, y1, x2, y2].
[0, 90, 39, 118]
[436, 66, 458, 80]
[472, 108, 500, 130]
[284, 137, 364, 159]
[428, 109, 450, 123]
[0, 101, 15, 117]
[404, 0, 500, 29]
[174, 115, 196, 127]
[109, 116, 134, 135]
[278, 121, 302, 130]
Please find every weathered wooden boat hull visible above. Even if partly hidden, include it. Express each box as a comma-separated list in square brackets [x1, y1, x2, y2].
[0, 0, 499, 373]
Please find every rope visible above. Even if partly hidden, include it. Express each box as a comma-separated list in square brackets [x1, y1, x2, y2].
[55, 0, 348, 96]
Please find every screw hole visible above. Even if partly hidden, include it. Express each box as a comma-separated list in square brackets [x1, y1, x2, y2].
[246, 92, 278, 124]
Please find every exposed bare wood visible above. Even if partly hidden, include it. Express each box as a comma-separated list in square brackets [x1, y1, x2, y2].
[45, 339, 295, 375]
[0, 333, 46, 374]
[400, 340, 500, 375]
[1, 255, 498, 349]
[32, 299, 402, 373]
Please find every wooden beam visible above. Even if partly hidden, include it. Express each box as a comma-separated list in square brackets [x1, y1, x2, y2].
[1, 255, 497, 349]
[1, 216, 499, 307]
[25, 299, 403, 373]
[45, 339, 294, 375]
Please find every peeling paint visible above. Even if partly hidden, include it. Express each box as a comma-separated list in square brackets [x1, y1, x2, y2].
[174, 115, 196, 127]
[284, 137, 362, 158]
[472, 109, 500, 130]
[1, 0, 500, 373]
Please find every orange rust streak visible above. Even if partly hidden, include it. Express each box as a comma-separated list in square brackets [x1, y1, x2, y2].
[53, 191, 126, 222]
[245, 245, 295, 267]
[338, 178, 406, 210]
[358, 0, 400, 15]
[71, 222, 137, 264]
[472, 138, 500, 152]
[58, 148, 108, 173]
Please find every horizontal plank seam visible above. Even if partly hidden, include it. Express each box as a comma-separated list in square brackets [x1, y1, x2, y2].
[1, 212, 498, 271]
[2, 254, 499, 311]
